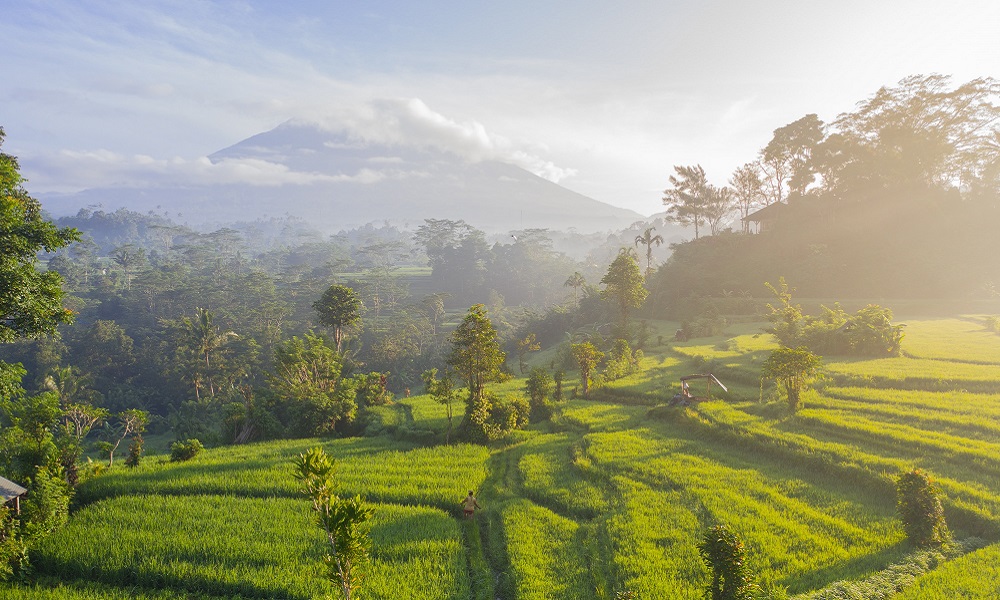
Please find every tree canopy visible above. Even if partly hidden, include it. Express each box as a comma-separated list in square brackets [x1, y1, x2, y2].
[0, 127, 79, 343]
[314, 284, 363, 352]
[600, 249, 647, 335]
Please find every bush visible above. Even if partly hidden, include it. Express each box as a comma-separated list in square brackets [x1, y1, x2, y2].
[761, 346, 822, 411]
[525, 368, 553, 423]
[169, 438, 204, 462]
[897, 469, 950, 546]
[465, 392, 530, 442]
[699, 524, 754, 600]
[603, 339, 642, 381]
[125, 435, 144, 468]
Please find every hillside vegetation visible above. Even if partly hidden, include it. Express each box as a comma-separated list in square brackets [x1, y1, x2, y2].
[3, 315, 1000, 598]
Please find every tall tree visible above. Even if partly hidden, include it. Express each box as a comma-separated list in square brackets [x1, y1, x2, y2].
[564, 272, 587, 303]
[663, 165, 709, 239]
[761, 114, 825, 200]
[269, 333, 356, 435]
[703, 185, 735, 236]
[600, 249, 648, 336]
[182, 308, 237, 399]
[830, 74, 1000, 192]
[634, 227, 664, 277]
[447, 304, 506, 404]
[729, 163, 765, 233]
[0, 127, 79, 344]
[110, 244, 146, 291]
[314, 284, 363, 352]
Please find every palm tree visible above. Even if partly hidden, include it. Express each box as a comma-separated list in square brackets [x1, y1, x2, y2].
[564, 271, 586, 302]
[184, 308, 238, 398]
[634, 227, 664, 277]
[110, 244, 146, 291]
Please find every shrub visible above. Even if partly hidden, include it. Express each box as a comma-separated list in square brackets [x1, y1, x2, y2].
[761, 346, 822, 411]
[169, 438, 204, 462]
[699, 524, 754, 600]
[603, 339, 642, 381]
[125, 435, 144, 468]
[465, 392, 530, 442]
[897, 469, 950, 547]
[525, 368, 553, 423]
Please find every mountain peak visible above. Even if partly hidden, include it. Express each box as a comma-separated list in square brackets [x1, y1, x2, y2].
[42, 121, 643, 233]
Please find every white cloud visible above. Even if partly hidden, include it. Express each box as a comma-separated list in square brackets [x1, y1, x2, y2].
[301, 98, 577, 183]
[24, 150, 416, 191]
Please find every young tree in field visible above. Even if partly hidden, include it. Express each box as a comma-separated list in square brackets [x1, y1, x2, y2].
[57, 401, 108, 486]
[699, 524, 754, 600]
[764, 277, 804, 348]
[600, 249, 648, 337]
[761, 346, 821, 411]
[421, 368, 461, 444]
[571, 342, 604, 396]
[447, 304, 506, 405]
[104, 409, 149, 467]
[293, 447, 374, 600]
[897, 469, 950, 547]
[634, 227, 664, 278]
[516, 333, 541, 375]
[0, 126, 79, 345]
[662, 164, 709, 239]
[314, 284, 363, 352]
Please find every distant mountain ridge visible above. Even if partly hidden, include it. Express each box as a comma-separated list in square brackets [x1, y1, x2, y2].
[39, 121, 644, 234]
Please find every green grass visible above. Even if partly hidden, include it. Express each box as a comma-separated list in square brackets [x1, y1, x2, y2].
[899, 316, 1000, 364]
[892, 543, 1000, 599]
[78, 436, 489, 513]
[499, 499, 594, 599]
[17, 315, 1000, 598]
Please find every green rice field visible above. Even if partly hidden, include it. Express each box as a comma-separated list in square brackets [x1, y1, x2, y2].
[10, 314, 1000, 598]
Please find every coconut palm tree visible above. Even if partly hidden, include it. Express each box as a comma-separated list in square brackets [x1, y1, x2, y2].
[564, 271, 586, 303]
[184, 307, 238, 398]
[634, 227, 665, 277]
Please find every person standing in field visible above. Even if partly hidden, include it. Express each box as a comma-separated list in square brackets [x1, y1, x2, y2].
[463, 491, 482, 518]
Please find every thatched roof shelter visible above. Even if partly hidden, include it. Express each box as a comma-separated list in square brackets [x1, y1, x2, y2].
[0, 476, 27, 514]
[743, 201, 786, 233]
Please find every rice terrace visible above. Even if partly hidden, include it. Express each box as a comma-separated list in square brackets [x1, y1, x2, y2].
[0, 309, 998, 599]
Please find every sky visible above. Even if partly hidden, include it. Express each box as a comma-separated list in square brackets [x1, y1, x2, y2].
[2, 0, 999, 216]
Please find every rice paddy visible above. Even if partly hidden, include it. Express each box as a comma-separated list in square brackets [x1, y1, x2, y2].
[11, 314, 1000, 598]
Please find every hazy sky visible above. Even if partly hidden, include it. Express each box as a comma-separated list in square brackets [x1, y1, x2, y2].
[3, 0, 998, 216]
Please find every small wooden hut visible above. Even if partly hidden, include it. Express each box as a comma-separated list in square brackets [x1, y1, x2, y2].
[742, 201, 786, 233]
[0, 476, 27, 515]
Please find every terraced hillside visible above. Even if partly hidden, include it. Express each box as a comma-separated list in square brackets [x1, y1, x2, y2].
[5, 315, 1000, 598]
